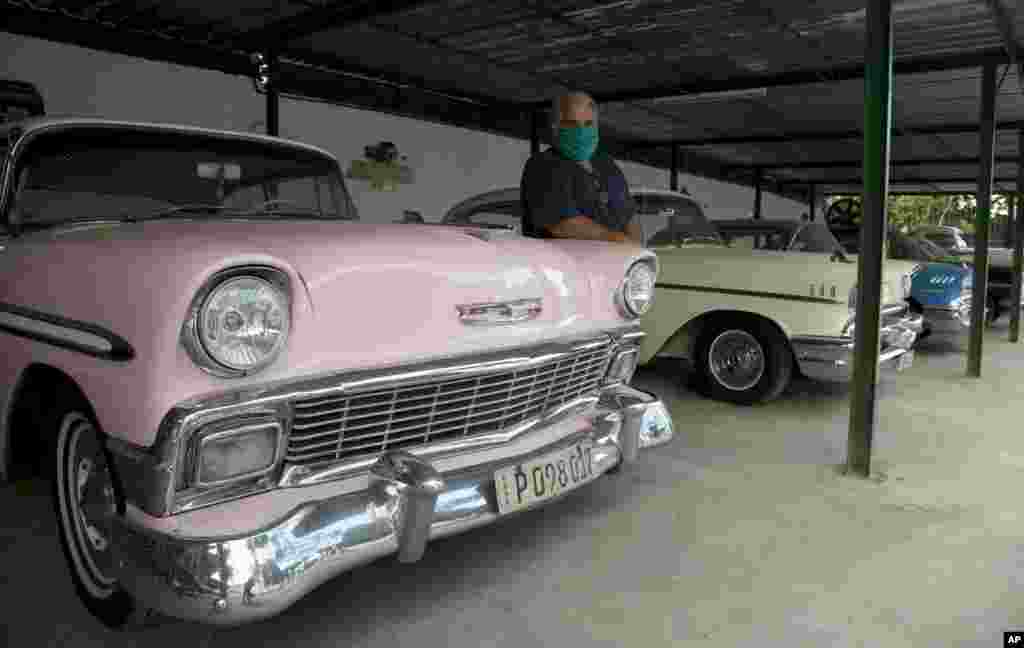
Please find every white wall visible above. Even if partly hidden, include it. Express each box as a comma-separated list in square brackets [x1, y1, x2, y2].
[1, 32, 809, 224]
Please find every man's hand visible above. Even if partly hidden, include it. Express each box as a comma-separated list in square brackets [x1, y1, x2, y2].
[549, 216, 635, 244]
[625, 221, 643, 244]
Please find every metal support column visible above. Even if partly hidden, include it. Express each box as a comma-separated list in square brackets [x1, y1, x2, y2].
[264, 53, 279, 137]
[967, 61, 998, 378]
[670, 144, 680, 191]
[809, 183, 818, 221]
[753, 168, 763, 219]
[530, 111, 541, 156]
[846, 0, 894, 478]
[1007, 192, 1015, 247]
[1012, 130, 1024, 342]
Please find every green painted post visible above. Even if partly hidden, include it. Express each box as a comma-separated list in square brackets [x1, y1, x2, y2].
[967, 62, 998, 377]
[846, 0, 893, 479]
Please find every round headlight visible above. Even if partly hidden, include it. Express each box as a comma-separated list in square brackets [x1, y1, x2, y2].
[619, 260, 657, 318]
[194, 275, 290, 375]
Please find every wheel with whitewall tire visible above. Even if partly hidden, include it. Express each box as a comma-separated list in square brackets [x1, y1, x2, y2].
[691, 317, 793, 405]
[47, 387, 160, 629]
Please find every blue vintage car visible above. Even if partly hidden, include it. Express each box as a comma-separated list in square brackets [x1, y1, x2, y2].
[836, 228, 975, 342]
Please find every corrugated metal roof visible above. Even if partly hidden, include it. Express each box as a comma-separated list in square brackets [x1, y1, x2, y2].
[1, 0, 1022, 195]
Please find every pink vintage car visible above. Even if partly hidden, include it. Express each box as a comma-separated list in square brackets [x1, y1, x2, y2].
[0, 117, 674, 628]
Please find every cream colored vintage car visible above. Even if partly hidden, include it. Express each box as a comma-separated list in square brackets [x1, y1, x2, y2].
[444, 187, 923, 404]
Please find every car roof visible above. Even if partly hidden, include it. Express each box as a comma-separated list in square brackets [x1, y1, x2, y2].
[911, 225, 962, 234]
[0, 115, 338, 162]
[441, 185, 700, 222]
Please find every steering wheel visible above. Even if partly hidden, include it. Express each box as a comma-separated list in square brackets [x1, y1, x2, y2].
[825, 198, 863, 230]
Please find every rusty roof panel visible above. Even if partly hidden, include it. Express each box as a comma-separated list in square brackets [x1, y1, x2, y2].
[4, 0, 1019, 195]
[371, 0, 538, 39]
[298, 23, 558, 102]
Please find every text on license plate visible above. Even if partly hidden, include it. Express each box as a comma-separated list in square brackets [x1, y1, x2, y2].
[494, 442, 596, 515]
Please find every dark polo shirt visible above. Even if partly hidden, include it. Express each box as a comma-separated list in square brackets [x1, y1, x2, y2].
[520, 147, 634, 239]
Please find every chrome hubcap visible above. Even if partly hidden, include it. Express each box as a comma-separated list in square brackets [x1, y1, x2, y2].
[59, 413, 117, 597]
[708, 330, 765, 391]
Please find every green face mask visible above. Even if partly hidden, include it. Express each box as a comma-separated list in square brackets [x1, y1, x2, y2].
[557, 126, 599, 161]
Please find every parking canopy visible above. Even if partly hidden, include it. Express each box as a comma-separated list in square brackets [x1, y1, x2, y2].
[2, 0, 1021, 198]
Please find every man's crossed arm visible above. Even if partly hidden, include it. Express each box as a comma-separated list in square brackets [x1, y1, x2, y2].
[548, 215, 643, 244]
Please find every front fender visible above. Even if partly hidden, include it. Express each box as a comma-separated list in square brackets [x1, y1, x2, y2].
[637, 287, 848, 365]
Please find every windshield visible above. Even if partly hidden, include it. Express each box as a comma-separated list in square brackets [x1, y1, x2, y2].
[717, 222, 847, 257]
[890, 234, 952, 261]
[8, 127, 355, 229]
[791, 223, 846, 254]
[918, 231, 963, 252]
[634, 195, 723, 247]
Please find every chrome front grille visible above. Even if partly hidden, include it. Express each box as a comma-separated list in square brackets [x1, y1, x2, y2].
[285, 342, 614, 468]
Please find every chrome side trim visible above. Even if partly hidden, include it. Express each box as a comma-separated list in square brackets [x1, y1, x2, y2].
[108, 328, 641, 517]
[0, 302, 134, 362]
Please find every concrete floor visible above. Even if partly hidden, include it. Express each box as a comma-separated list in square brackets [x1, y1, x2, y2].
[4, 325, 1024, 647]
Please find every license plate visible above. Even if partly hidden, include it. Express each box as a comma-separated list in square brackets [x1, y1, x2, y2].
[494, 442, 597, 515]
[897, 350, 914, 371]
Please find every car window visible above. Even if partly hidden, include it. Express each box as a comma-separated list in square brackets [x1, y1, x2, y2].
[635, 195, 722, 246]
[922, 233, 958, 250]
[791, 224, 845, 254]
[10, 127, 354, 228]
[719, 229, 790, 251]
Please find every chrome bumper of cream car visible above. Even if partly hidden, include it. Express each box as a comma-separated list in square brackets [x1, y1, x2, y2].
[108, 384, 673, 626]
[790, 313, 922, 383]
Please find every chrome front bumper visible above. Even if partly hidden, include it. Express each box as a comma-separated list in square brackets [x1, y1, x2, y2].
[109, 384, 673, 626]
[790, 313, 923, 383]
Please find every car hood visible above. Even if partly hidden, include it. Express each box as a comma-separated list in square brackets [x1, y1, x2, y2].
[1, 220, 647, 445]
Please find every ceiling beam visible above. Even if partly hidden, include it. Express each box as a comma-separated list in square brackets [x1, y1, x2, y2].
[632, 120, 1024, 147]
[517, 47, 1009, 108]
[979, 0, 1022, 85]
[231, 0, 437, 50]
[727, 155, 1022, 170]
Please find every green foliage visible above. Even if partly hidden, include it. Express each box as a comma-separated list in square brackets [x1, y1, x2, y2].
[828, 193, 1013, 235]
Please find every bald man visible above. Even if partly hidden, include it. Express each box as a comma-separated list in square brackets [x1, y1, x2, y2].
[520, 92, 642, 244]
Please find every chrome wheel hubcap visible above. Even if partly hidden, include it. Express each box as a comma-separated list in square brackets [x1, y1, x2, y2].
[58, 413, 117, 598]
[708, 330, 765, 391]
